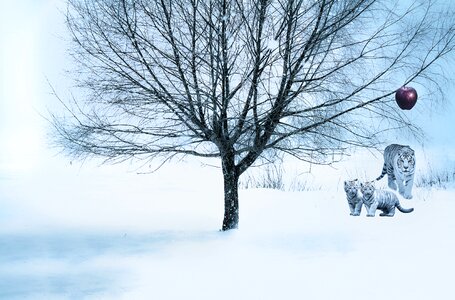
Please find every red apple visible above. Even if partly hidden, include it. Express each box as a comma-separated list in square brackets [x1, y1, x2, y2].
[395, 86, 418, 110]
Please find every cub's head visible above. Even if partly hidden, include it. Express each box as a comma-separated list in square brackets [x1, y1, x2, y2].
[360, 181, 375, 197]
[396, 147, 415, 174]
[344, 179, 360, 197]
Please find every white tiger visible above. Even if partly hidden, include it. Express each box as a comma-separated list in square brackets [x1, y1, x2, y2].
[360, 181, 414, 217]
[376, 144, 415, 199]
[344, 179, 363, 216]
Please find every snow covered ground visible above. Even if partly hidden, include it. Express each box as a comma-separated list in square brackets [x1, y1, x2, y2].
[1, 149, 454, 299]
[3, 2, 454, 299]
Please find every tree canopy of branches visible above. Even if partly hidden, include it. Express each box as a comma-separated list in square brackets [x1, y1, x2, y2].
[53, 0, 455, 230]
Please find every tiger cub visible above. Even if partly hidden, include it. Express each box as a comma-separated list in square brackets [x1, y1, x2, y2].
[376, 144, 415, 199]
[344, 179, 362, 216]
[360, 181, 414, 217]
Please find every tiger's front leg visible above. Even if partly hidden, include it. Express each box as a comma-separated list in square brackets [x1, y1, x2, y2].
[353, 201, 362, 216]
[387, 175, 397, 190]
[366, 203, 378, 217]
[403, 177, 414, 199]
[396, 178, 412, 199]
[349, 203, 356, 215]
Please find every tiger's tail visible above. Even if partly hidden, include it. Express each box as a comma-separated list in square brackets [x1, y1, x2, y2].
[397, 205, 414, 213]
[376, 164, 387, 181]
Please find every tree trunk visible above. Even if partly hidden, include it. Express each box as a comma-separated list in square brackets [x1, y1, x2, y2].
[221, 151, 239, 231]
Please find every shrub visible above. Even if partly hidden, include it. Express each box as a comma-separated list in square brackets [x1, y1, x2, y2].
[416, 165, 455, 189]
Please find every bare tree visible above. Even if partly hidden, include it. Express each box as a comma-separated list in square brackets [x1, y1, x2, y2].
[52, 0, 455, 230]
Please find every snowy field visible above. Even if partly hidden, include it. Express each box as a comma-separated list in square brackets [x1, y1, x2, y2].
[3, 1, 455, 299]
[1, 149, 454, 300]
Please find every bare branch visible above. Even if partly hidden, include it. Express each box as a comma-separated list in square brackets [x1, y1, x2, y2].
[53, 0, 455, 171]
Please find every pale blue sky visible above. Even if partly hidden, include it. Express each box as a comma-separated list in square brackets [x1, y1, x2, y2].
[1, 0, 454, 175]
[0, 0, 68, 173]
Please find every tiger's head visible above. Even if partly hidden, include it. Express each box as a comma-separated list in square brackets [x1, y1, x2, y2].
[360, 181, 375, 198]
[344, 179, 360, 198]
[396, 147, 415, 174]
